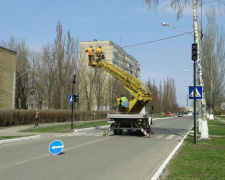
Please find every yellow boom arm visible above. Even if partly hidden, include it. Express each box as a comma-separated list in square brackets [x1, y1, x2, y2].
[90, 61, 152, 113]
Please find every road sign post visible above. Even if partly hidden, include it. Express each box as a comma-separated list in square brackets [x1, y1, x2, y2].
[189, 85, 203, 143]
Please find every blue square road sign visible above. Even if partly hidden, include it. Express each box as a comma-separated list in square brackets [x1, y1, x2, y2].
[189, 86, 202, 99]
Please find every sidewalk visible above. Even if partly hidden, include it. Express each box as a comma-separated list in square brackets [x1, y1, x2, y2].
[0, 122, 70, 137]
[0, 120, 107, 145]
[0, 122, 71, 145]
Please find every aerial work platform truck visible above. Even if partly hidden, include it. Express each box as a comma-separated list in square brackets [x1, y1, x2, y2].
[89, 58, 153, 137]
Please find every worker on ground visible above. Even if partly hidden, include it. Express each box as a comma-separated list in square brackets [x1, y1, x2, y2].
[119, 95, 128, 112]
[85, 46, 95, 64]
[96, 46, 102, 62]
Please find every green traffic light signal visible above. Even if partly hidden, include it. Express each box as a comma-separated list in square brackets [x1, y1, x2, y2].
[192, 43, 198, 61]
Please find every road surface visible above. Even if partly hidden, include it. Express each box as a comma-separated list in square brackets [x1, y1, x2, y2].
[0, 116, 193, 180]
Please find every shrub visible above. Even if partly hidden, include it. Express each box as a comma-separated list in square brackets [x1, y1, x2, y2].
[0, 109, 109, 127]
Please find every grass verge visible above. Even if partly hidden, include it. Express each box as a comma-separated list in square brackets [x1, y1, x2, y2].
[0, 136, 28, 140]
[160, 118, 225, 180]
[20, 120, 109, 133]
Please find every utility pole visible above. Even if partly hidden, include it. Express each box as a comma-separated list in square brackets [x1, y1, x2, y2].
[193, 0, 209, 139]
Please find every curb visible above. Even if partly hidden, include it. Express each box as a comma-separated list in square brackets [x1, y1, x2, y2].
[0, 135, 41, 145]
[151, 129, 191, 180]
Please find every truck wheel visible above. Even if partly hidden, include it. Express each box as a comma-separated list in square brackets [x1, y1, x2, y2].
[114, 129, 118, 135]
[118, 130, 123, 135]
[137, 130, 144, 136]
[114, 130, 123, 135]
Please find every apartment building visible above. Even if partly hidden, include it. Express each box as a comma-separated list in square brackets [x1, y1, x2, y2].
[80, 40, 140, 78]
[79, 40, 140, 111]
[0, 46, 17, 109]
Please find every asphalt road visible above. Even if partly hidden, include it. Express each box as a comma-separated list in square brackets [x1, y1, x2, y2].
[0, 116, 193, 180]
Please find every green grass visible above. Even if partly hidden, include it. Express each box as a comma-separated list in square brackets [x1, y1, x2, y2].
[20, 120, 109, 133]
[0, 136, 26, 140]
[162, 119, 225, 180]
[154, 115, 167, 118]
[208, 119, 225, 136]
[215, 115, 225, 119]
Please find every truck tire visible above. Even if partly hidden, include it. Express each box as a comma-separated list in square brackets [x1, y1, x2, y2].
[114, 129, 123, 135]
[137, 130, 144, 136]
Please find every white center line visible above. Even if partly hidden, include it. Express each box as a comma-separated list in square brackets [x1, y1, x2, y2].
[0, 137, 110, 170]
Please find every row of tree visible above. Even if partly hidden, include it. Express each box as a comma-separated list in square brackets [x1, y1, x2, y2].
[202, 7, 225, 114]
[1, 4, 224, 114]
[145, 0, 225, 114]
[0, 21, 181, 113]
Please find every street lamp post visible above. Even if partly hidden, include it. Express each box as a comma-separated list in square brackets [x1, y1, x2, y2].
[161, 22, 193, 36]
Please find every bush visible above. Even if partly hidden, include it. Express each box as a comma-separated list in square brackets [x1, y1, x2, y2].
[0, 109, 109, 127]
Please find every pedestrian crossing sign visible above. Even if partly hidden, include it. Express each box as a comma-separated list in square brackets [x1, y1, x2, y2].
[189, 86, 202, 99]
[68, 94, 75, 103]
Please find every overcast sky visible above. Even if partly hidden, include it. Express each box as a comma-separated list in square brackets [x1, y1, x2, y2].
[0, 0, 221, 107]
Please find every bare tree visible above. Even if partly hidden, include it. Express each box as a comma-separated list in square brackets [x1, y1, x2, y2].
[160, 77, 178, 113]
[0, 59, 7, 107]
[79, 52, 98, 110]
[146, 79, 160, 114]
[15, 41, 30, 109]
[1, 37, 31, 109]
[202, 7, 225, 118]
[34, 45, 57, 109]
[53, 21, 65, 109]
[32, 22, 79, 110]
[146, 77, 178, 114]
[145, 0, 191, 20]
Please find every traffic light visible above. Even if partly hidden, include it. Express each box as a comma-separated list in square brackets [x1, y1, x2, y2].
[73, 75, 76, 84]
[192, 43, 198, 61]
[73, 94, 79, 102]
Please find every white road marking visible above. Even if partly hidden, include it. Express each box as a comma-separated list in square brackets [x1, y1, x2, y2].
[0, 138, 110, 170]
[55, 131, 103, 137]
[156, 135, 164, 139]
[166, 135, 175, 139]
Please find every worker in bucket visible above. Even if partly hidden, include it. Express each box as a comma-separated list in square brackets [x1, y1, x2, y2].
[85, 45, 94, 64]
[96, 46, 102, 62]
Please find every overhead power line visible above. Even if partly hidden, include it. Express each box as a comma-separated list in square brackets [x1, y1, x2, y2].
[0, 0, 54, 36]
[13, 31, 193, 56]
[122, 32, 193, 48]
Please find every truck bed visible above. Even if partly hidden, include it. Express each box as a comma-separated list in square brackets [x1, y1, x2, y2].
[107, 113, 148, 119]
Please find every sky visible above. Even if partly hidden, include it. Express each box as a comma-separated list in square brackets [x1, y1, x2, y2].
[0, 0, 220, 107]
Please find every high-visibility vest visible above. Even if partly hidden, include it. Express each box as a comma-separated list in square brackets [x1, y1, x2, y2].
[121, 97, 128, 106]
[96, 48, 102, 54]
[88, 48, 94, 56]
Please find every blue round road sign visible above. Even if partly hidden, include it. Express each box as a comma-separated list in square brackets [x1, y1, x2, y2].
[49, 140, 64, 155]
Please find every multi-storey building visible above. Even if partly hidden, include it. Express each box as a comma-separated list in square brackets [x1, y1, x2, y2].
[79, 40, 140, 111]
[0, 46, 17, 109]
[80, 40, 140, 78]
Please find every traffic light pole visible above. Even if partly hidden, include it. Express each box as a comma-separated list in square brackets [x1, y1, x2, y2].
[71, 75, 76, 130]
[193, 61, 197, 144]
[192, 42, 198, 143]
